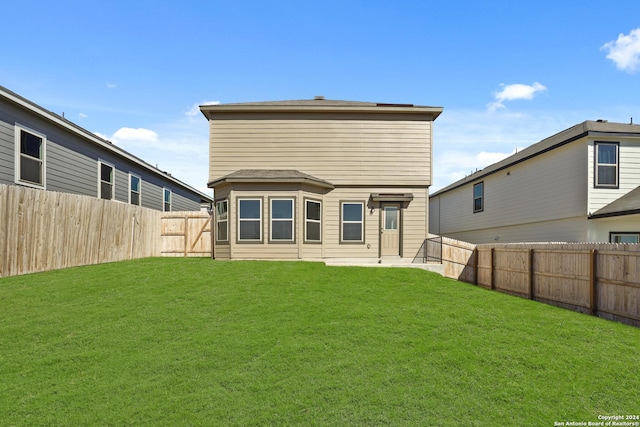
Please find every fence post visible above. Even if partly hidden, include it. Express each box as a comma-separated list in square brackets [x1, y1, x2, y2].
[590, 249, 597, 316]
[490, 248, 495, 290]
[473, 248, 478, 286]
[528, 249, 534, 299]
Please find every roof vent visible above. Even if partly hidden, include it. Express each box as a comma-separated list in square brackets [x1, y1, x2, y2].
[596, 119, 608, 123]
[314, 96, 325, 100]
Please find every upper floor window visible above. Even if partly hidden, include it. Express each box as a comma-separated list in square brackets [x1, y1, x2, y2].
[163, 188, 172, 212]
[129, 174, 141, 205]
[238, 198, 262, 241]
[99, 161, 114, 200]
[15, 125, 46, 189]
[215, 200, 228, 242]
[305, 199, 322, 242]
[341, 202, 364, 242]
[595, 142, 618, 188]
[270, 198, 294, 242]
[473, 182, 484, 213]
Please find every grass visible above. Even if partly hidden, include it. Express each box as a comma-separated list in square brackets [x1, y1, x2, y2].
[0, 258, 638, 426]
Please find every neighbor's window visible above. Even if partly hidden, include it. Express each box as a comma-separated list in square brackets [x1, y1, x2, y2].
[15, 125, 46, 188]
[238, 198, 262, 241]
[610, 232, 640, 244]
[270, 198, 294, 241]
[305, 199, 322, 242]
[99, 161, 114, 200]
[129, 174, 141, 205]
[341, 202, 364, 242]
[595, 142, 618, 188]
[163, 188, 172, 212]
[473, 182, 484, 213]
[216, 200, 228, 242]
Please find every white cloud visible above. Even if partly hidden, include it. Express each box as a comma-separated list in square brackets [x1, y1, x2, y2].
[601, 28, 640, 73]
[112, 127, 158, 143]
[185, 100, 220, 117]
[93, 131, 109, 140]
[431, 108, 579, 191]
[78, 113, 88, 119]
[487, 82, 547, 112]
[106, 82, 117, 89]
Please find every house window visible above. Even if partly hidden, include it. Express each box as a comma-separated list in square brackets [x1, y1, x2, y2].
[238, 198, 262, 241]
[305, 199, 322, 242]
[163, 188, 172, 212]
[99, 161, 114, 200]
[595, 142, 618, 188]
[15, 125, 46, 188]
[341, 202, 364, 242]
[129, 174, 141, 205]
[473, 182, 484, 213]
[216, 200, 228, 242]
[610, 232, 640, 244]
[270, 198, 294, 242]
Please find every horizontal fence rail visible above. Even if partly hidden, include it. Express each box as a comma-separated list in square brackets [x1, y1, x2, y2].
[432, 235, 640, 327]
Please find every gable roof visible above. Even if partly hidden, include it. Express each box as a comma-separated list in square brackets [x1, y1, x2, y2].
[0, 85, 212, 203]
[431, 120, 640, 197]
[200, 97, 443, 119]
[208, 169, 335, 189]
[590, 185, 640, 218]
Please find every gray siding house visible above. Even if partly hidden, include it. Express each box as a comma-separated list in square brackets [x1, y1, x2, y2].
[0, 86, 211, 211]
[430, 120, 640, 244]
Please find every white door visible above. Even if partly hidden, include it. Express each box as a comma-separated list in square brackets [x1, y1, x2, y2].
[380, 204, 400, 257]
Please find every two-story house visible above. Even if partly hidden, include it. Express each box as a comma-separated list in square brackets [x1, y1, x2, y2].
[429, 120, 640, 244]
[200, 97, 442, 260]
[0, 85, 212, 211]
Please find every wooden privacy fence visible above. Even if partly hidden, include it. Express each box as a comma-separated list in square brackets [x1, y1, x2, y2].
[160, 212, 211, 257]
[431, 235, 640, 327]
[0, 183, 161, 278]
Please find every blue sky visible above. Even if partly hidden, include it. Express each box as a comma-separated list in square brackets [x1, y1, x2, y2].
[2, 0, 640, 193]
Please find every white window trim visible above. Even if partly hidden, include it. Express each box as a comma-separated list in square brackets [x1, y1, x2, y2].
[14, 123, 46, 189]
[304, 199, 322, 242]
[270, 198, 295, 242]
[98, 160, 115, 200]
[595, 142, 619, 188]
[237, 198, 263, 242]
[129, 173, 141, 205]
[340, 201, 365, 243]
[163, 188, 172, 212]
[215, 199, 229, 242]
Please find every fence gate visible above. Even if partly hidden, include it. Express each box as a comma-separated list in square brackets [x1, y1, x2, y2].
[161, 212, 212, 257]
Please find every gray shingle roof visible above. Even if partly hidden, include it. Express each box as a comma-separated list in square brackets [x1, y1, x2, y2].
[208, 169, 334, 189]
[432, 120, 640, 196]
[200, 97, 443, 119]
[590, 185, 640, 218]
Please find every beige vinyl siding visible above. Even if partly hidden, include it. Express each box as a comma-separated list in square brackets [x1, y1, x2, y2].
[442, 216, 588, 244]
[431, 141, 588, 243]
[209, 117, 432, 187]
[588, 137, 640, 214]
[588, 214, 640, 242]
[213, 184, 427, 260]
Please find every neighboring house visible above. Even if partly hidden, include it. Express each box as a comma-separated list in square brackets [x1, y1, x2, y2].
[429, 120, 640, 244]
[200, 97, 442, 260]
[0, 86, 212, 211]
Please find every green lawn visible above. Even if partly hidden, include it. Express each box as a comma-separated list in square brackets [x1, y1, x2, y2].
[1, 258, 638, 426]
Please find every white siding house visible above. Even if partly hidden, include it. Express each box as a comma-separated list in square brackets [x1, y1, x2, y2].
[429, 120, 640, 244]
